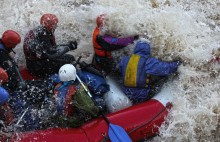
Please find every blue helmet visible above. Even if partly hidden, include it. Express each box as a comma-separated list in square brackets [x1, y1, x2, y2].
[0, 87, 9, 105]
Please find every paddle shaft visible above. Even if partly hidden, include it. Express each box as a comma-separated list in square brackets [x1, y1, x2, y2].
[15, 66, 24, 83]
[15, 107, 29, 126]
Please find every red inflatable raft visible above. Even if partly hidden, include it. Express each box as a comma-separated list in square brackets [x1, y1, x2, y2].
[8, 67, 173, 142]
[10, 96, 172, 141]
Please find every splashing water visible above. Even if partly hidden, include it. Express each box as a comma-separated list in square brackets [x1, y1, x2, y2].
[1, 0, 220, 141]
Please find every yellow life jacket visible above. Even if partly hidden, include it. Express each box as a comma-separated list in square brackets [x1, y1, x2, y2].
[124, 54, 150, 87]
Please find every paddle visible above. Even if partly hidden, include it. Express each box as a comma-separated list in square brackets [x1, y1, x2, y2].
[15, 66, 27, 90]
[14, 107, 29, 127]
[76, 74, 132, 142]
[13, 65, 29, 127]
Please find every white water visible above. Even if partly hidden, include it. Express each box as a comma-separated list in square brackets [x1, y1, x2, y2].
[1, 0, 220, 141]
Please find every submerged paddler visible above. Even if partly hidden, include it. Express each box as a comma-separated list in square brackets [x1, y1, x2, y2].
[119, 41, 181, 104]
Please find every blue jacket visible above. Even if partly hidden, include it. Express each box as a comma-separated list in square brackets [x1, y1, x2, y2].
[119, 41, 180, 102]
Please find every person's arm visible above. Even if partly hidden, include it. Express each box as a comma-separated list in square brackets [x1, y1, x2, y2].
[46, 41, 77, 59]
[96, 35, 136, 51]
[103, 35, 135, 46]
[145, 58, 181, 76]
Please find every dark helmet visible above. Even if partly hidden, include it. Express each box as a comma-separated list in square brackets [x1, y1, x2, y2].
[96, 14, 107, 28]
[40, 14, 58, 31]
[0, 67, 8, 84]
[2, 30, 21, 49]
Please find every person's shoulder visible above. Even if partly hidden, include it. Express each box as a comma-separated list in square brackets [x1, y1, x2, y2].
[34, 26, 46, 36]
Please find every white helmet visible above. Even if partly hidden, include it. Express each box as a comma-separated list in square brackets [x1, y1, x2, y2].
[59, 64, 76, 82]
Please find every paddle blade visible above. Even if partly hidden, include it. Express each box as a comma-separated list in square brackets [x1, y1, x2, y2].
[108, 123, 132, 142]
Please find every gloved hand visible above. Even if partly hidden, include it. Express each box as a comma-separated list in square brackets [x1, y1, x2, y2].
[68, 41, 77, 50]
[134, 35, 139, 40]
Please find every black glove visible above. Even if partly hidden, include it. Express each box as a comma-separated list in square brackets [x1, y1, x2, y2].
[68, 41, 77, 50]
[134, 35, 139, 40]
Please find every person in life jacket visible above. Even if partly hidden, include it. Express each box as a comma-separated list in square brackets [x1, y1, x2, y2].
[119, 41, 181, 104]
[92, 14, 139, 74]
[52, 64, 99, 127]
[23, 13, 78, 78]
[0, 30, 22, 92]
[0, 68, 14, 127]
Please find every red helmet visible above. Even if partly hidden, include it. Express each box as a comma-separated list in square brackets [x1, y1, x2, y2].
[40, 14, 58, 31]
[2, 30, 21, 49]
[0, 67, 8, 84]
[96, 14, 107, 28]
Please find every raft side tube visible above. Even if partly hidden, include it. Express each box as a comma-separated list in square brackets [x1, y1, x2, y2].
[10, 128, 89, 142]
[82, 95, 172, 142]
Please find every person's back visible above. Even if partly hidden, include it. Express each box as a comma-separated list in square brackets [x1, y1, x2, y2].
[23, 25, 56, 61]
[23, 14, 77, 78]
[119, 41, 181, 104]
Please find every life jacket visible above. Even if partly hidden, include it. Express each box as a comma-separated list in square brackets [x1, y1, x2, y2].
[92, 27, 111, 58]
[124, 54, 150, 88]
[23, 26, 56, 60]
[54, 83, 77, 116]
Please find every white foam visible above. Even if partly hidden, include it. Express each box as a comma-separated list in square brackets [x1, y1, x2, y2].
[1, 0, 220, 141]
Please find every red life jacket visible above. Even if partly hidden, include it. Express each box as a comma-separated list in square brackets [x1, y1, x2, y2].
[54, 84, 77, 116]
[92, 27, 111, 58]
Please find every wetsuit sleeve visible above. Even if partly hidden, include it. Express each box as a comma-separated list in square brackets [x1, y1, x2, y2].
[103, 35, 135, 46]
[96, 35, 134, 51]
[145, 58, 180, 76]
[45, 46, 71, 59]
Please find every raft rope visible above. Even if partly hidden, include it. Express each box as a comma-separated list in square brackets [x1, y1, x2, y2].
[101, 102, 172, 141]
[128, 102, 172, 135]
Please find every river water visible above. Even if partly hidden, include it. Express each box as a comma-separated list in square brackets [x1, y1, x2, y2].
[0, 0, 220, 141]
